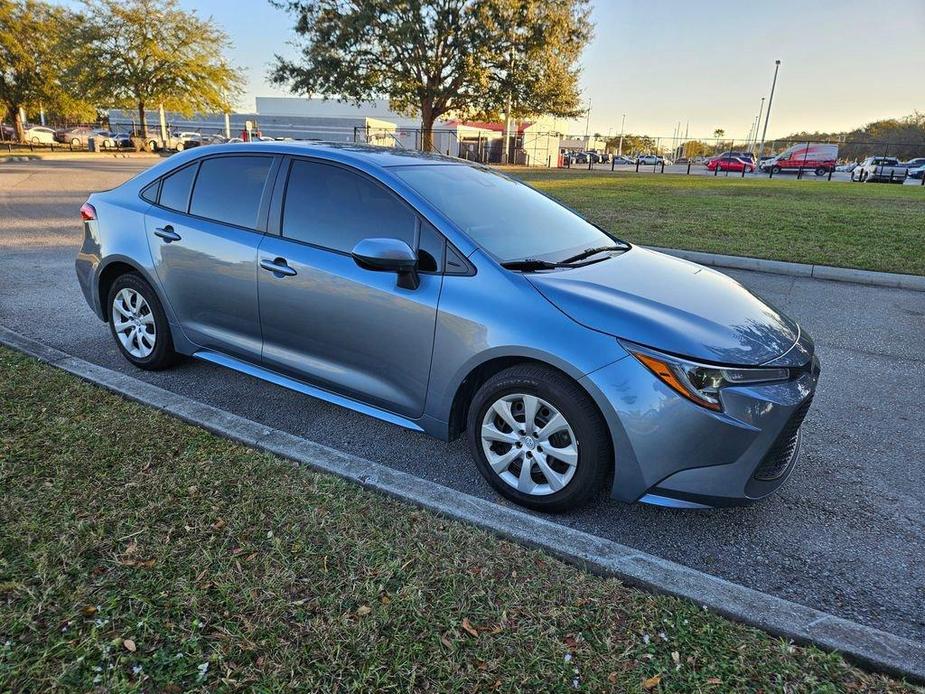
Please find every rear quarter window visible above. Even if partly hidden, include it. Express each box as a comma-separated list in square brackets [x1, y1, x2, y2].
[158, 163, 198, 212]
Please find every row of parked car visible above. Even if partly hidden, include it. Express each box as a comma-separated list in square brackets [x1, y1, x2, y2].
[1, 122, 295, 152]
[561, 143, 925, 181]
[842, 156, 925, 181]
[0, 124, 131, 148]
[562, 150, 678, 166]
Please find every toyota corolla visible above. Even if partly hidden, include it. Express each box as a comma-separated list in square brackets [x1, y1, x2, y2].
[76, 142, 820, 511]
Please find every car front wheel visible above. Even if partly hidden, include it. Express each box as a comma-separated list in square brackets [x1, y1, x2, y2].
[107, 273, 178, 370]
[467, 364, 612, 512]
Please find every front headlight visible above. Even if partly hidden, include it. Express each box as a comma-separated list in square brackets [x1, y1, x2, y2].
[623, 342, 789, 411]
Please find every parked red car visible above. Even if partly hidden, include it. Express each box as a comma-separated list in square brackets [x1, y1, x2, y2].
[706, 155, 755, 173]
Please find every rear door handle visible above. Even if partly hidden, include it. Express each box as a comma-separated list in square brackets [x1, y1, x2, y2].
[260, 257, 297, 277]
[154, 225, 181, 243]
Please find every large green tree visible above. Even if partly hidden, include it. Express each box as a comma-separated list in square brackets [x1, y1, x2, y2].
[0, 0, 94, 142]
[81, 0, 242, 142]
[271, 0, 589, 151]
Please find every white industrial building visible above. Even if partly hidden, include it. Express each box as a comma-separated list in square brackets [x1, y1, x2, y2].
[107, 97, 575, 166]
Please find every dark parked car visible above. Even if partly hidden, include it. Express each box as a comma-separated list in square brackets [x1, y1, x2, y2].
[76, 142, 820, 511]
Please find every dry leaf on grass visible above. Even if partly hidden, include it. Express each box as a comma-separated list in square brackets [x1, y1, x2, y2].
[643, 674, 661, 690]
[461, 618, 479, 637]
[356, 605, 372, 617]
[122, 639, 136, 652]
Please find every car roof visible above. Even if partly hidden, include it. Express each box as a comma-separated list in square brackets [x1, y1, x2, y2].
[180, 140, 462, 169]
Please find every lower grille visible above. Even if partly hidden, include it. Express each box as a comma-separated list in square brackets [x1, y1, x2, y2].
[753, 396, 813, 481]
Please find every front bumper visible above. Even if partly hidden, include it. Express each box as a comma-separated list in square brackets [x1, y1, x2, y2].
[581, 342, 820, 507]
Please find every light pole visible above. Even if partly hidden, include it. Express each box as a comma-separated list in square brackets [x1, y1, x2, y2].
[750, 97, 765, 153]
[757, 61, 780, 159]
[618, 113, 626, 156]
[583, 99, 591, 143]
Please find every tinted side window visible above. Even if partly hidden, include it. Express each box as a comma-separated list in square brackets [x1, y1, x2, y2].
[141, 180, 159, 204]
[158, 164, 198, 212]
[417, 220, 445, 273]
[190, 156, 273, 229]
[282, 160, 416, 253]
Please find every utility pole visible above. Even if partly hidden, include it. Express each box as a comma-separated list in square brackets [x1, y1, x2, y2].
[751, 97, 765, 153]
[583, 99, 591, 143]
[757, 61, 780, 159]
[159, 103, 168, 146]
[618, 113, 626, 156]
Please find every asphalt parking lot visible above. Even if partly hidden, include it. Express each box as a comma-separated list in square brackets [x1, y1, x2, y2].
[2, 157, 923, 644]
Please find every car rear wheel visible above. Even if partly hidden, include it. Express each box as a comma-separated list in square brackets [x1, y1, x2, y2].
[814, 167, 828, 176]
[147, 140, 159, 152]
[71, 137, 80, 146]
[107, 273, 178, 370]
[467, 364, 611, 512]
[176, 142, 185, 152]
[771, 165, 782, 175]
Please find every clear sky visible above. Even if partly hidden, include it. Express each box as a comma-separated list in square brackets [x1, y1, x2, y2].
[57, 0, 925, 139]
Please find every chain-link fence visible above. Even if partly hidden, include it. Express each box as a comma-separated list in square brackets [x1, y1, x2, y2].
[552, 136, 925, 185]
[5, 113, 922, 187]
[351, 127, 924, 184]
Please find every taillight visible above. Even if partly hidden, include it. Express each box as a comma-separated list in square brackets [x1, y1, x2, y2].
[80, 202, 96, 221]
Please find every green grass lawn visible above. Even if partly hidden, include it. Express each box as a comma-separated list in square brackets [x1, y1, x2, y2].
[0, 347, 918, 692]
[506, 169, 925, 275]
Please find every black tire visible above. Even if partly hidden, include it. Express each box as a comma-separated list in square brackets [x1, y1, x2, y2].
[466, 364, 612, 512]
[106, 272, 178, 370]
[771, 165, 782, 175]
[814, 167, 828, 177]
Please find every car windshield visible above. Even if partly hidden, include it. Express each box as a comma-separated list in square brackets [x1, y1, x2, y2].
[392, 164, 620, 263]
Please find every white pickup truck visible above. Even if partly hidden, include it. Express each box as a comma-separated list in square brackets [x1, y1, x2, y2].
[851, 156, 909, 183]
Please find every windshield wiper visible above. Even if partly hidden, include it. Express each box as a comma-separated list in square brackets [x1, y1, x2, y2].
[559, 244, 629, 264]
[500, 259, 563, 272]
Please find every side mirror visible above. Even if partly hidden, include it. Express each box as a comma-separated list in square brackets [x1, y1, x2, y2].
[351, 237, 419, 289]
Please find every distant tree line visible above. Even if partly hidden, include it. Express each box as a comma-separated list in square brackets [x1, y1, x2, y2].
[0, 0, 241, 144]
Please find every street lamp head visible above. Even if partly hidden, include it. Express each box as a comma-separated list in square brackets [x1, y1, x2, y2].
[775, 59, 781, 65]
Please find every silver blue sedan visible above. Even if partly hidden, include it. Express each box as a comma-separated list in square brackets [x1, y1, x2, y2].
[76, 142, 819, 511]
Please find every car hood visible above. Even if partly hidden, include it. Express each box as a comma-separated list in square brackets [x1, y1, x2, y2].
[527, 246, 799, 365]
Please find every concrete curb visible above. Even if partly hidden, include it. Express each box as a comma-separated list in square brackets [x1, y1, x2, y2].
[1, 324, 923, 684]
[649, 246, 925, 292]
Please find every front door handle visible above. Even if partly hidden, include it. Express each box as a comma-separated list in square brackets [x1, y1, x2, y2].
[260, 257, 297, 277]
[154, 225, 181, 243]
